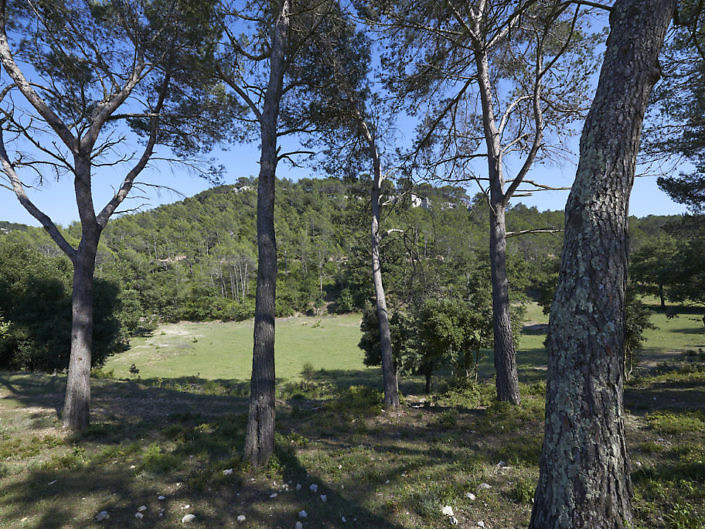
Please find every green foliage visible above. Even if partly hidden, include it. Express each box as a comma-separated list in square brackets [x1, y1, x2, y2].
[0, 239, 125, 371]
[645, 411, 705, 434]
[625, 290, 656, 377]
[326, 385, 383, 416]
[416, 297, 493, 384]
[509, 475, 537, 504]
[141, 442, 182, 474]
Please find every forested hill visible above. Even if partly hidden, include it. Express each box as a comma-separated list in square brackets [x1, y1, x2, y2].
[0, 177, 677, 326]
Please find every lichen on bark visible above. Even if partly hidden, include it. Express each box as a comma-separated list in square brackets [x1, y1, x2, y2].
[529, 1, 676, 528]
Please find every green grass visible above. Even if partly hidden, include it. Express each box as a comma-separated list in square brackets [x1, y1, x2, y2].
[2, 302, 703, 528]
[104, 313, 369, 381]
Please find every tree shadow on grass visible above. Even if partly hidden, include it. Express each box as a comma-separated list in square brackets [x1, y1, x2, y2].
[0, 372, 408, 528]
[625, 379, 705, 415]
[668, 326, 705, 336]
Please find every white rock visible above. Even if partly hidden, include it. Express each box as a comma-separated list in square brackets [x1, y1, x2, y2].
[95, 511, 110, 522]
[138, 505, 147, 512]
[450, 515, 458, 525]
[385, 479, 390, 484]
[477, 521, 485, 528]
[48, 480, 57, 486]
[182, 513, 197, 523]
[441, 505, 455, 517]
[134, 512, 143, 519]
[478, 483, 492, 490]
[182, 505, 191, 510]
[341, 516, 347, 523]
[237, 514, 246, 523]
[309, 483, 318, 493]
[223, 468, 233, 476]
[158, 495, 166, 501]
[159, 509, 165, 518]
[295, 522, 303, 529]
[466, 492, 476, 501]
[296, 483, 302, 491]
[320, 494, 327, 503]
[496, 461, 506, 468]
[270, 493, 278, 498]
[298, 510, 308, 519]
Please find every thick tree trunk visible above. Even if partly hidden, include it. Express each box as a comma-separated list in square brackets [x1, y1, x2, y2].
[489, 199, 520, 404]
[371, 183, 400, 409]
[62, 245, 97, 430]
[244, 0, 289, 468]
[62, 155, 101, 432]
[530, 3, 674, 527]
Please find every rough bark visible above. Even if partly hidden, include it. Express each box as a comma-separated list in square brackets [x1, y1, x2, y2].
[62, 245, 97, 430]
[489, 199, 520, 404]
[243, 0, 289, 467]
[61, 155, 101, 430]
[530, 2, 675, 527]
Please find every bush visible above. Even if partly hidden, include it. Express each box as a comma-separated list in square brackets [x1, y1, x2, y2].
[0, 240, 125, 371]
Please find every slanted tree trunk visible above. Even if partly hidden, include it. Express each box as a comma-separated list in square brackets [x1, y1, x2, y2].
[530, 2, 674, 527]
[371, 178, 400, 409]
[243, 0, 289, 467]
[350, 103, 400, 409]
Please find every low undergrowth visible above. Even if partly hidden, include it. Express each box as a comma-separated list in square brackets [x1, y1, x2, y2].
[0, 360, 702, 529]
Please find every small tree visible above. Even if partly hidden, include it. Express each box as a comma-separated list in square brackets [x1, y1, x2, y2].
[416, 297, 493, 388]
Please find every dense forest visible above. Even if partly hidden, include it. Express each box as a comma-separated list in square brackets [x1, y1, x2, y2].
[0, 176, 697, 372]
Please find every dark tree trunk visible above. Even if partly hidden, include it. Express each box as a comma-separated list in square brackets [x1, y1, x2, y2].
[530, 2, 674, 527]
[424, 370, 431, 394]
[243, 0, 289, 468]
[62, 244, 97, 430]
[489, 198, 520, 404]
[659, 283, 666, 309]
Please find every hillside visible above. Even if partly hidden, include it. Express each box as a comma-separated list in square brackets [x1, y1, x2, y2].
[0, 177, 683, 326]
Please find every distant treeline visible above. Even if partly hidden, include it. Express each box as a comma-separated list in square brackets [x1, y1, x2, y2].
[0, 176, 690, 369]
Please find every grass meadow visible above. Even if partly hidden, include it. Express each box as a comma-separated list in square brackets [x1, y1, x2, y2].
[0, 302, 703, 529]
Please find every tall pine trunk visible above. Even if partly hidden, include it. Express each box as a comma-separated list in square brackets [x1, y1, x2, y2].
[476, 49, 521, 404]
[243, 0, 289, 467]
[489, 198, 520, 404]
[529, 2, 674, 527]
[62, 244, 97, 430]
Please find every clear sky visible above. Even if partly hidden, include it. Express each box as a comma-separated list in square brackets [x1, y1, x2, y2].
[0, 4, 688, 228]
[0, 128, 687, 229]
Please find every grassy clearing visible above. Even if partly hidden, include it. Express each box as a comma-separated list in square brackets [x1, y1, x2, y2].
[1, 303, 703, 528]
[103, 313, 367, 381]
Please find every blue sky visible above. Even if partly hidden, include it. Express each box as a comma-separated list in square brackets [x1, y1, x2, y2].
[0, 6, 688, 228]
[0, 128, 688, 229]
